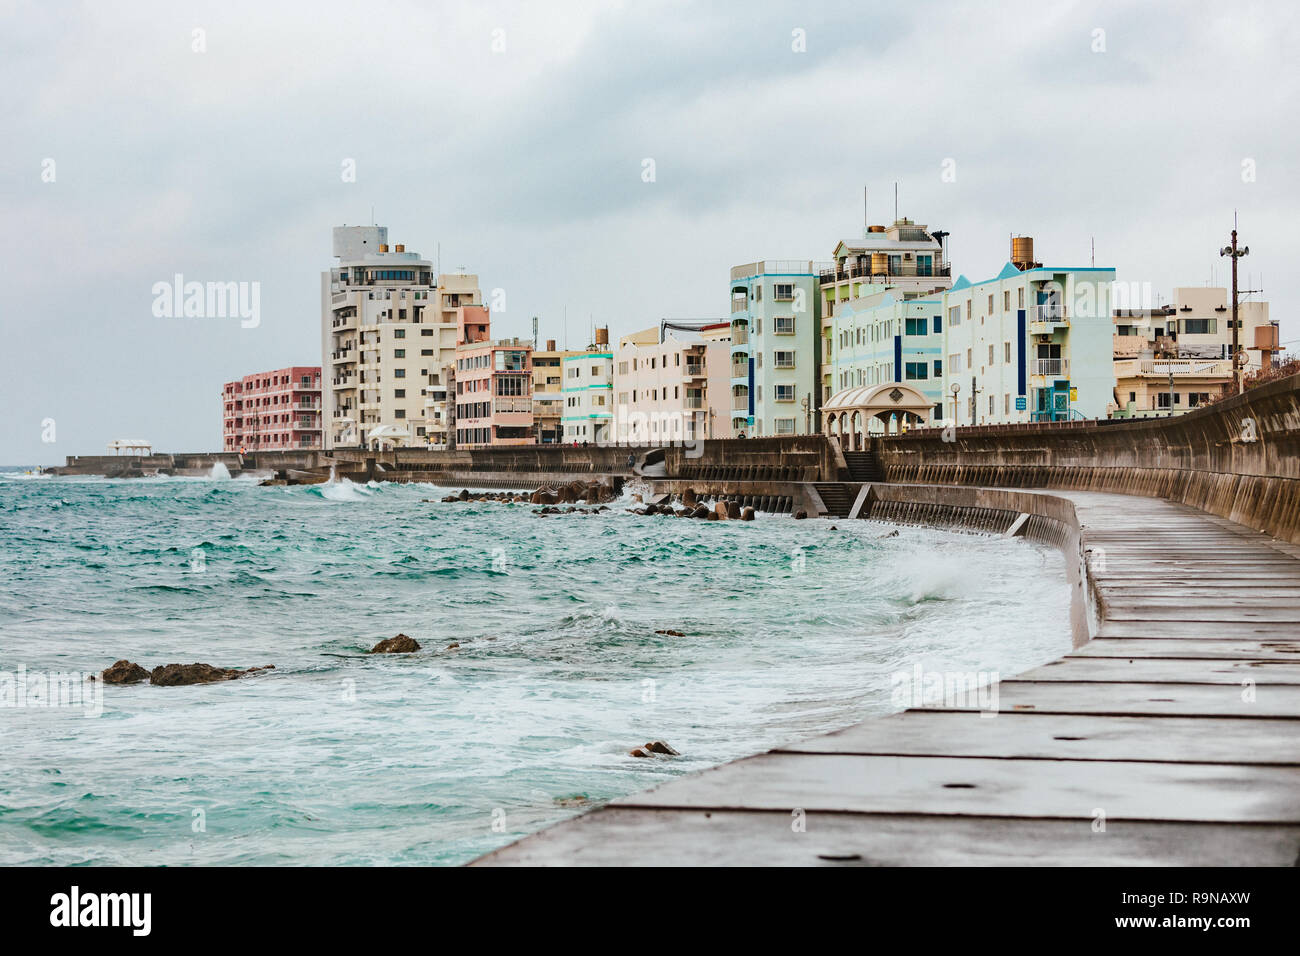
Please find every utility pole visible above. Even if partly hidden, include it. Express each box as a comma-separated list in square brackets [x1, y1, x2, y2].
[1220, 222, 1250, 395]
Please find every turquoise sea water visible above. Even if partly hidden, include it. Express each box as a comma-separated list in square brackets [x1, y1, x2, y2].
[0, 472, 1069, 865]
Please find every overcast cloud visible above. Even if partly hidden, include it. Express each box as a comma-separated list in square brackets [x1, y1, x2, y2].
[2, 0, 1296, 462]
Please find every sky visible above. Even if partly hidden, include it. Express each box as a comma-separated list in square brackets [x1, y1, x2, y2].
[3, 0, 1296, 463]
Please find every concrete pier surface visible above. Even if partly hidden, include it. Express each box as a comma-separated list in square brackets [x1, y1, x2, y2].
[472, 490, 1300, 866]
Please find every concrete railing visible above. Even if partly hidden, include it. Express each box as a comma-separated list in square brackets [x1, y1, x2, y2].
[875, 372, 1300, 542]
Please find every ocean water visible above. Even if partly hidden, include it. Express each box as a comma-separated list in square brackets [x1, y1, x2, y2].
[0, 472, 1070, 865]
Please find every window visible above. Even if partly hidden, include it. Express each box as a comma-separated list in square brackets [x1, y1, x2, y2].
[988, 294, 994, 313]
[1188, 392, 1211, 407]
[775, 384, 795, 402]
[421, 348, 433, 356]
[904, 317, 928, 336]
[774, 418, 796, 435]
[1157, 392, 1179, 409]
[774, 315, 795, 334]
[773, 283, 794, 301]
[774, 351, 795, 368]
[395, 409, 406, 419]
[1004, 393, 1010, 414]
[394, 368, 406, 378]
[394, 329, 406, 338]
[1004, 342, 1012, 363]
[948, 306, 961, 326]
[394, 389, 406, 398]
[421, 328, 433, 336]
[989, 344, 995, 365]
[949, 353, 961, 374]
[394, 349, 406, 358]
[932, 314, 942, 334]
[966, 349, 972, 367]
[1017, 288, 1025, 308]
[1183, 319, 1212, 334]
[905, 362, 928, 380]
[965, 301, 971, 320]
[1004, 291, 1011, 311]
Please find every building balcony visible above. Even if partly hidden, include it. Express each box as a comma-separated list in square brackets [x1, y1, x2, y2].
[1117, 359, 1233, 379]
[684, 363, 705, 377]
[493, 397, 532, 414]
[1032, 358, 1070, 377]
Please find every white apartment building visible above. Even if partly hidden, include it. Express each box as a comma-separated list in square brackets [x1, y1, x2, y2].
[613, 323, 732, 443]
[321, 225, 481, 448]
[562, 346, 614, 443]
[941, 239, 1115, 425]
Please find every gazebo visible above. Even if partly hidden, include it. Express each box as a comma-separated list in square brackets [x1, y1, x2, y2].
[822, 383, 933, 450]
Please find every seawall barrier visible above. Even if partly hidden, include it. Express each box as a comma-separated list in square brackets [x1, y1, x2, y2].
[874, 372, 1300, 543]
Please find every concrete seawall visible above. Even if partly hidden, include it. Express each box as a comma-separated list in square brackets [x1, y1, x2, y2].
[875, 372, 1300, 543]
[473, 482, 1300, 865]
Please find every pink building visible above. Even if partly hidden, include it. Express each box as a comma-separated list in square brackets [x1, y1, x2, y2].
[451, 306, 534, 448]
[222, 366, 322, 451]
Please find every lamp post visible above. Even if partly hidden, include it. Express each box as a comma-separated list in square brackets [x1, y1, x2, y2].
[1220, 228, 1250, 395]
[949, 381, 961, 428]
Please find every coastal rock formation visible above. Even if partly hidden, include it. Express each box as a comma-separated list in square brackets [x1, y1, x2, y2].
[98, 660, 150, 684]
[368, 634, 421, 654]
[629, 740, 681, 758]
[655, 629, 685, 637]
[713, 501, 729, 520]
[794, 510, 808, 520]
[741, 507, 755, 521]
[691, 505, 711, 519]
[149, 663, 275, 686]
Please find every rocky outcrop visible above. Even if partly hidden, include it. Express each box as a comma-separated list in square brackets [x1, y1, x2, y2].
[629, 740, 681, 758]
[368, 634, 421, 654]
[97, 660, 149, 684]
[149, 663, 274, 686]
[655, 629, 685, 637]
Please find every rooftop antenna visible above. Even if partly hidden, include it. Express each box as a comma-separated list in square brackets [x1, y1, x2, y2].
[863, 186, 869, 235]
[1091, 237, 1095, 267]
[894, 182, 898, 222]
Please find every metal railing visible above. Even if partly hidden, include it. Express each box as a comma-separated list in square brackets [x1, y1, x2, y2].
[1032, 358, 1068, 376]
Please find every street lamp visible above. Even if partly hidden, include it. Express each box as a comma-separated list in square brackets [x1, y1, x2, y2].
[1220, 229, 1250, 395]
[949, 381, 961, 428]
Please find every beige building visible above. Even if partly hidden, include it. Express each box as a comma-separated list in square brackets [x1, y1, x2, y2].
[321, 225, 481, 448]
[1112, 287, 1275, 416]
[614, 322, 732, 443]
[819, 216, 953, 322]
[531, 340, 583, 444]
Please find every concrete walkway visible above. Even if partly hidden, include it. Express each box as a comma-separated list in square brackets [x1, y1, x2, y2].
[472, 491, 1300, 865]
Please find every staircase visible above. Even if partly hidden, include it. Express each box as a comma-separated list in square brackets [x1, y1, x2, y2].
[813, 483, 854, 518]
[843, 450, 884, 482]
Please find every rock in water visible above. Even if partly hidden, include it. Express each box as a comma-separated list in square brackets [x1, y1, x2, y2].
[794, 510, 808, 520]
[741, 507, 755, 521]
[713, 501, 729, 520]
[643, 740, 680, 756]
[725, 500, 742, 519]
[655, 629, 685, 637]
[149, 663, 274, 686]
[369, 634, 421, 654]
[98, 660, 149, 684]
